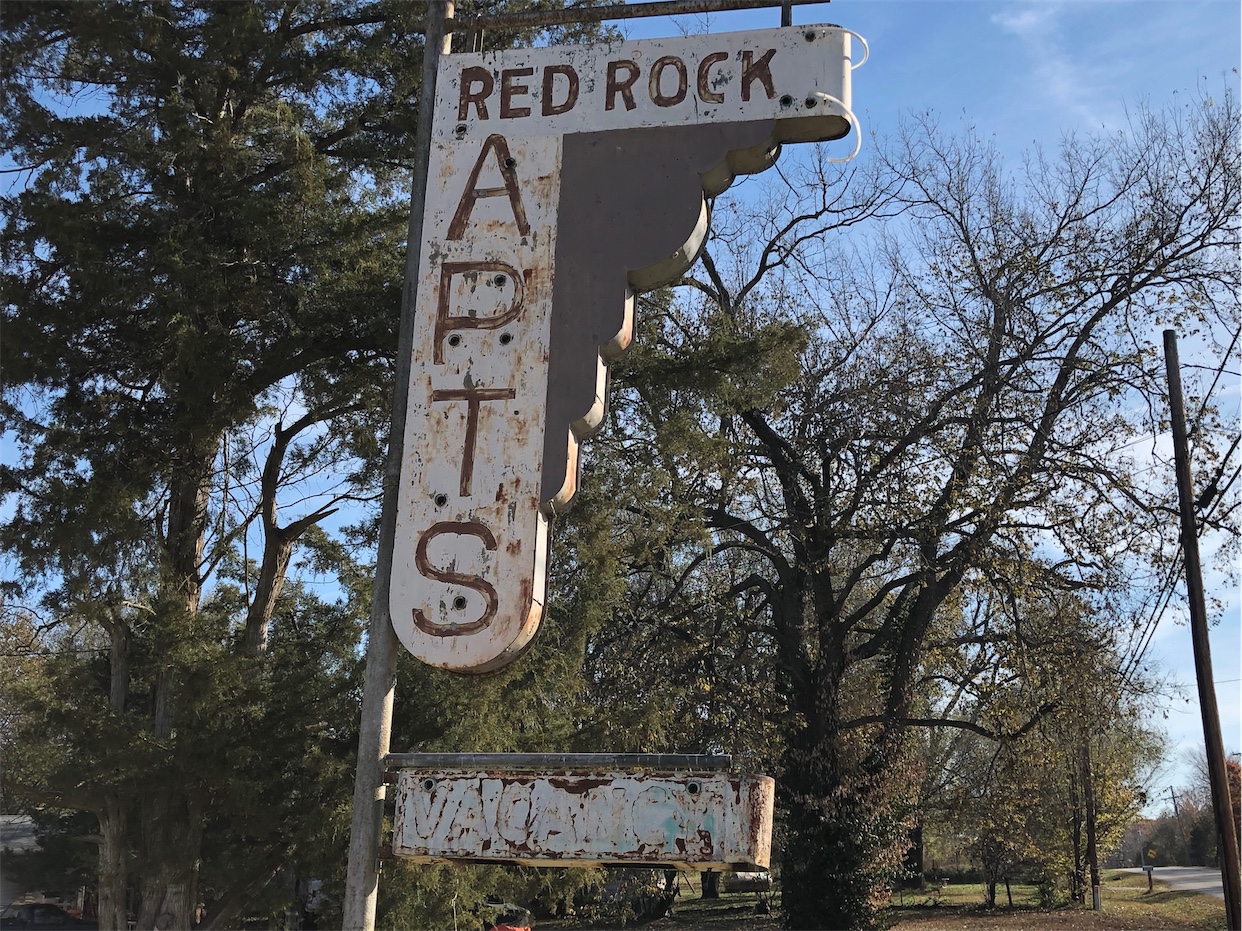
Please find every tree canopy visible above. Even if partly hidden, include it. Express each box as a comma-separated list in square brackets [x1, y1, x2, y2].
[2, 4, 1238, 929]
[559, 94, 1239, 927]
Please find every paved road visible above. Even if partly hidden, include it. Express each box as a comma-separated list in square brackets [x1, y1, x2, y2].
[1119, 866, 1225, 899]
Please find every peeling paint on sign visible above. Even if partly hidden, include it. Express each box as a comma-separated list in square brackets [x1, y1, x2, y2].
[392, 26, 863, 672]
[391, 769, 775, 870]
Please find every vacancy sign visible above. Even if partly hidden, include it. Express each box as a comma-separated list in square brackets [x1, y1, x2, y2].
[392, 768, 776, 869]
[392, 26, 861, 672]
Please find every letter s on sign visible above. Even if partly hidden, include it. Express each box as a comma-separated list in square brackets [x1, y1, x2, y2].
[413, 521, 499, 636]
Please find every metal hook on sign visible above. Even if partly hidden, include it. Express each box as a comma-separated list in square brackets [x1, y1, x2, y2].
[842, 28, 869, 70]
[808, 92, 863, 163]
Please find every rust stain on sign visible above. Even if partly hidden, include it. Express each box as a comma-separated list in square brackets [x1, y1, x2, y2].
[392, 770, 775, 870]
[391, 26, 863, 672]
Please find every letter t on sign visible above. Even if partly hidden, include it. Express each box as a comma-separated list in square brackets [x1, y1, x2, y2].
[391, 25, 864, 673]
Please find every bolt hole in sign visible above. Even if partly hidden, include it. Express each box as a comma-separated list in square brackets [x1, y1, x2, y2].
[393, 25, 863, 673]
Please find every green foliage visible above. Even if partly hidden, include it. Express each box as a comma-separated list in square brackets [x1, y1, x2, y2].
[0, 573, 367, 924]
[548, 287, 803, 762]
[0, 4, 418, 923]
[1, 811, 98, 901]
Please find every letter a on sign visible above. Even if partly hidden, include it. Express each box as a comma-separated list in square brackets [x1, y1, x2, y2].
[392, 25, 865, 672]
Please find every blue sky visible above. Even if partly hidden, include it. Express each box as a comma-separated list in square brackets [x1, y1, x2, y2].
[625, 0, 1241, 800]
[630, 0, 1240, 145]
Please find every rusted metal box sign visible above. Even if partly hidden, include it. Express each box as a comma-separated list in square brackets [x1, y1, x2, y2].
[392, 26, 863, 672]
[392, 769, 775, 869]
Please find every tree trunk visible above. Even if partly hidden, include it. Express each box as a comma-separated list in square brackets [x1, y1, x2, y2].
[97, 618, 131, 930]
[109, 621, 130, 715]
[656, 869, 679, 916]
[97, 796, 129, 931]
[700, 870, 719, 899]
[136, 789, 204, 930]
[903, 823, 924, 887]
[199, 866, 280, 930]
[1082, 742, 1100, 910]
[1068, 764, 1084, 903]
[243, 533, 293, 656]
[135, 468, 210, 930]
[138, 651, 201, 930]
[778, 652, 909, 930]
[243, 413, 330, 656]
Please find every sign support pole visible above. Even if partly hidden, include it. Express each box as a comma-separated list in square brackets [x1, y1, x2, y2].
[342, 3, 454, 928]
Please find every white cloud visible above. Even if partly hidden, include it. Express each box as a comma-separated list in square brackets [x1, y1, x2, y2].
[988, 2, 1117, 126]
[991, 5, 1058, 37]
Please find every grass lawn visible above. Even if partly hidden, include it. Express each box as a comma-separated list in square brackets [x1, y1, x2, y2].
[887, 871, 1226, 931]
[542, 869, 1227, 930]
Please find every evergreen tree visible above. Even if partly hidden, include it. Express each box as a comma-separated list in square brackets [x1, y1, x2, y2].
[2, 3, 426, 927]
[1, 3, 611, 926]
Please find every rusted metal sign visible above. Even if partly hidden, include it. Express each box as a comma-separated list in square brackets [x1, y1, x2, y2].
[391, 26, 863, 672]
[391, 767, 775, 870]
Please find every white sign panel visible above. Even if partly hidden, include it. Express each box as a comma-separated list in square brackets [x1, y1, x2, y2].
[392, 769, 775, 870]
[435, 26, 857, 139]
[392, 26, 862, 672]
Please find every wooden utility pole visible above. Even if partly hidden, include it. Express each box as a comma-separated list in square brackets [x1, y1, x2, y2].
[1163, 329, 1241, 930]
[1166, 786, 1192, 863]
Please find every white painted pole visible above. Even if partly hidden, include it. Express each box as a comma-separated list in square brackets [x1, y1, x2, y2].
[342, 4, 454, 928]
